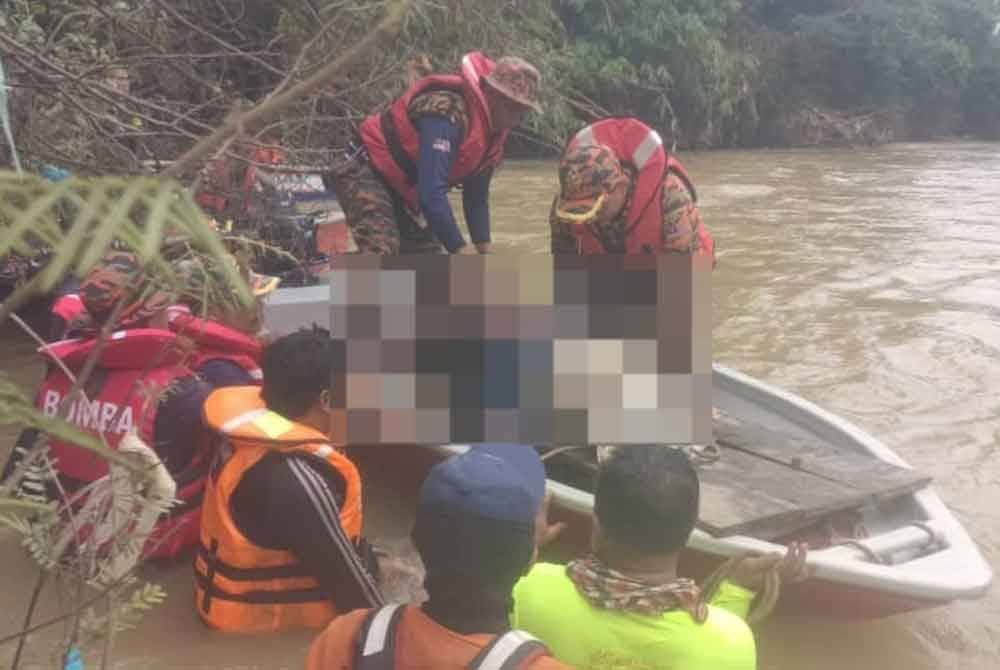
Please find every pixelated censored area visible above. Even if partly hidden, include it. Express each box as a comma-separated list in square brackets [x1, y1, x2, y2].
[325, 254, 712, 446]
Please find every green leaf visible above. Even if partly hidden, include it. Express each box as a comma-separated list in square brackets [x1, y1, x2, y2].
[0, 497, 54, 513]
[0, 171, 253, 319]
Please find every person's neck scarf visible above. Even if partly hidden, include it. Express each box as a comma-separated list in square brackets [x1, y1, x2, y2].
[566, 555, 708, 622]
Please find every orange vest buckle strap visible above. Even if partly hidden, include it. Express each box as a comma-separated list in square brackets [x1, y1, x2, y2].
[196, 539, 328, 614]
[355, 605, 550, 670]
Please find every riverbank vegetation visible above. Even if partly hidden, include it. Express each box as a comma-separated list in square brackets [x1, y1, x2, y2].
[2, 0, 998, 172]
[0, 6, 408, 667]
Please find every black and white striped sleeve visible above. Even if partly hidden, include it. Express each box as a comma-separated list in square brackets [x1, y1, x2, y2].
[274, 454, 385, 611]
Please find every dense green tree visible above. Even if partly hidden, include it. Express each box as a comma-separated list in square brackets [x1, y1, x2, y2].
[556, 0, 759, 146]
[3, 0, 996, 171]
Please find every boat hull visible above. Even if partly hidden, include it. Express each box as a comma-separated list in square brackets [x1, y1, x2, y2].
[351, 443, 953, 622]
[539, 501, 950, 621]
[260, 285, 990, 619]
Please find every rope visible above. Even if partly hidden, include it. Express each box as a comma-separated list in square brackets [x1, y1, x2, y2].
[681, 443, 722, 467]
[539, 445, 590, 462]
[833, 539, 885, 564]
[549, 444, 723, 467]
[699, 555, 783, 626]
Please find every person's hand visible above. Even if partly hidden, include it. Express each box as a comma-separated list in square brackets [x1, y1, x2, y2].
[475, 242, 493, 254]
[535, 491, 568, 548]
[727, 541, 811, 592]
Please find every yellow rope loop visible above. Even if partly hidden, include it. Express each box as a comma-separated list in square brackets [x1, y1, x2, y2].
[747, 569, 782, 625]
[699, 554, 783, 626]
[554, 193, 608, 224]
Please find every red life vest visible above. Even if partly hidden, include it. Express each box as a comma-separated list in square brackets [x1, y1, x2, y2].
[566, 118, 715, 262]
[359, 51, 508, 212]
[36, 329, 208, 560]
[167, 312, 264, 383]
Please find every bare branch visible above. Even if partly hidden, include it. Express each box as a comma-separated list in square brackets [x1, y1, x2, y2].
[164, 0, 414, 178]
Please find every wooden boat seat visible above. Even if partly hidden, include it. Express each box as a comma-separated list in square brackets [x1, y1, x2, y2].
[542, 410, 932, 541]
[695, 409, 931, 539]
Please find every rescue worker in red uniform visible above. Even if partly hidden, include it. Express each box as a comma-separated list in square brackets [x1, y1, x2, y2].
[328, 52, 542, 255]
[549, 117, 716, 264]
[194, 330, 382, 634]
[168, 260, 281, 388]
[2, 252, 215, 560]
[195, 119, 286, 223]
[307, 445, 572, 670]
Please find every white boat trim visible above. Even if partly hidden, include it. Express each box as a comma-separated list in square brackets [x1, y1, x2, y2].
[429, 363, 994, 604]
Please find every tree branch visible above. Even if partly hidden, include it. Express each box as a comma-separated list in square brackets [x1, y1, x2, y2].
[163, 0, 414, 178]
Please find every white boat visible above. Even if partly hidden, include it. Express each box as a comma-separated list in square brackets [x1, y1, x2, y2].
[262, 288, 993, 620]
[413, 365, 994, 619]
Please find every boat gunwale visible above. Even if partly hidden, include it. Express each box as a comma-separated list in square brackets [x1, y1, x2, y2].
[427, 363, 993, 603]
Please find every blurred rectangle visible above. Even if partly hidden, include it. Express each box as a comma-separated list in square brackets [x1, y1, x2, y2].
[264, 254, 711, 446]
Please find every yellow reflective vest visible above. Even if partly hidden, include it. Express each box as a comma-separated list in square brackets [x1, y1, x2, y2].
[512, 562, 757, 670]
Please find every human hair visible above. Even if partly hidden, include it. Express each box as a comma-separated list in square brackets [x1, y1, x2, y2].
[594, 446, 699, 555]
[260, 329, 336, 419]
[412, 509, 534, 634]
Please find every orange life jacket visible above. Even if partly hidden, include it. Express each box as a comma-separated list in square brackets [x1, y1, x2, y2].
[352, 605, 554, 670]
[194, 386, 362, 634]
[306, 606, 573, 670]
[566, 118, 715, 261]
[359, 52, 508, 212]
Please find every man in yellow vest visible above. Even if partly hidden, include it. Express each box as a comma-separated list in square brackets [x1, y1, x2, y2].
[512, 447, 810, 670]
[194, 329, 384, 634]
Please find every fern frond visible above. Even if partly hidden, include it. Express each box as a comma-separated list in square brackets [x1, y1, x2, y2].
[0, 497, 53, 513]
[0, 171, 253, 319]
[78, 581, 167, 640]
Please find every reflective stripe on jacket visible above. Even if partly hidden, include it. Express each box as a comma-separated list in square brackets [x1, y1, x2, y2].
[567, 118, 714, 260]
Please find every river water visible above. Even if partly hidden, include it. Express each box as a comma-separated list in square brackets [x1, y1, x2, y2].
[1, 142, 998, 668]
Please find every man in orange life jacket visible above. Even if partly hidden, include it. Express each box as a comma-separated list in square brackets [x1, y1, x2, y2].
[307, 444, 572, 670]
[328, 52, 542, 255]
[549, 117, 716, 264]
[1, 252, 215, 560]
[194, 329, 382, 634]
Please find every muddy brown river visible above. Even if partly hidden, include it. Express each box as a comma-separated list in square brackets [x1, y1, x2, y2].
[2, 142, 998, 668]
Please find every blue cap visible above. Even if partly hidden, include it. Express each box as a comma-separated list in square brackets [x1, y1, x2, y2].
[419, 444, 546, 525]
[469, 443, 546, 510]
